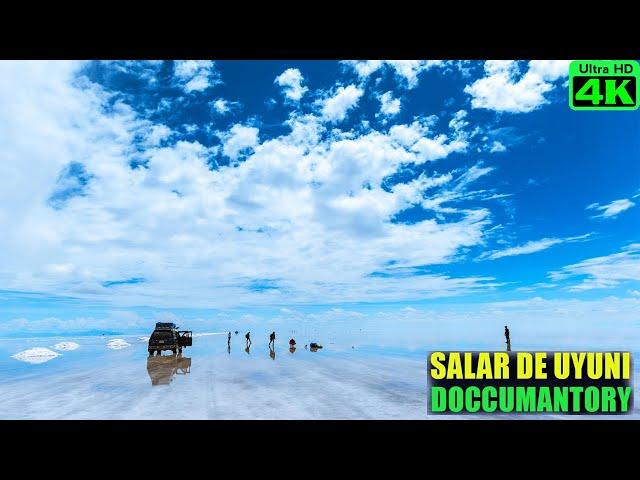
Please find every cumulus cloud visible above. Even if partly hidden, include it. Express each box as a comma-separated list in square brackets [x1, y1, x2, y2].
[378, 91, 401, 117]
[344, 60, 446, 88]
[174, 60, 220, 93]
[211, 98, 240, 116]
[319, 85, 364, 123]
[479, 233, 592, 260]
[212, 99, 230, 114]
[388, 117, 468, 164]
[464, 60, 570, 113]
[550, 244, 640, 290]
[0, 61, 513, 311]
[489, 141, 506, 153]
[586, 198, 635, 219]
[219, 124, 259, 160]
[274, 68, 308, 102]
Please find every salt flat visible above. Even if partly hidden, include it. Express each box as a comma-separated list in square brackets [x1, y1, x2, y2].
[0, 325, 638, 419]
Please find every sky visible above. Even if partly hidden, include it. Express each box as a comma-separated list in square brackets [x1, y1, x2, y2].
[0, 60, 638, 336]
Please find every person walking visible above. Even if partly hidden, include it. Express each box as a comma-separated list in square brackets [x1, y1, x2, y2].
[504, 326, 510, 344]
[269, 331, 276, 349]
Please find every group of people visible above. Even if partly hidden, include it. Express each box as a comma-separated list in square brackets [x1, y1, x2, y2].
[226, 330, 300, 356]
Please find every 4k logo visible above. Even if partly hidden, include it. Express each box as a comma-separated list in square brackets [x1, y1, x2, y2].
[570, 60, 639, 110]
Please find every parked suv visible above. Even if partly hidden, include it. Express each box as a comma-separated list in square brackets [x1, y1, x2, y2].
[148, 322, 192, 356]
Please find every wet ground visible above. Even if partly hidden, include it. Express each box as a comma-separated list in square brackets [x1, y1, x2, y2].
[0, 326, 638, 419]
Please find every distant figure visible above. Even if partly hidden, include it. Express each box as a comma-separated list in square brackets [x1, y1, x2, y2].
[245, 331, 252, 347]
[269, 331, 276, 349]
[235, 331, 238, 335]
[504, 326, 510, 344]
[228, 332, 231, 344]
[289, 338, 296, 347]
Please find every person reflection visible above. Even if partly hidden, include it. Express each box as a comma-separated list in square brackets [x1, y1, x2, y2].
[147, 354, 192, 386]
[245, 345, 250, 355]
[289, 345, 296, 354]
[506, 340, 511, 352]
[269, 346, 276, 360]
[228, 344, 231, 355]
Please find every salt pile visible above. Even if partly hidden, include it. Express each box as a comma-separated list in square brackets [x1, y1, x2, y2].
[106, 339, 131, 350]
[53, 342, 79, 351]
[12, 348, 60, 364]
[138, 337, 150, 342]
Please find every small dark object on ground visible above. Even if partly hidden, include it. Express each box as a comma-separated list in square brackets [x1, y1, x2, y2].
[289, 338, 296, 346]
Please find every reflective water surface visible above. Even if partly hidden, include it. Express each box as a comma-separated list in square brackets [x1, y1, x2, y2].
[0, 322, 638, 419]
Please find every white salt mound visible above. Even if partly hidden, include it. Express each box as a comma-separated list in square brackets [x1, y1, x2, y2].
[53, 342, 79, 351]
[106, 339, 131, 350]
[138, 337, 150, 342]
[12, 348, 60, 364]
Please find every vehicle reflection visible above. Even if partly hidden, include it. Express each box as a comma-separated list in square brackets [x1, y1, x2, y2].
[146, 354, 192, 386]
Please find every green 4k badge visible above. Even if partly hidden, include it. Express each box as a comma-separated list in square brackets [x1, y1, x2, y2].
[570, 60, 639, 110]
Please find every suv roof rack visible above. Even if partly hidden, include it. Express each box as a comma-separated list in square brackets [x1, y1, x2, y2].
[155, 322, 177, 330]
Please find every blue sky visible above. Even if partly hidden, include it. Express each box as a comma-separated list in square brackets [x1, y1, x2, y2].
[0, 60, 638, 335]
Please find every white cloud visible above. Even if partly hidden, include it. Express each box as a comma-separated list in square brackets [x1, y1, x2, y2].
[211, 98, 240, 116]
[550, 243, 640, 290]
[212, 99, 230, 114]
[146, 124, 172, 146]
[378, 91, 401, 117]
[344, 60, 446, 88]
[480, 233, 592, 260]
[448, 110, 468, 133]
[489, 141, 506, 153]
[174, 60, 220, 93]
[0, 61, 510, 310]
[388, 118, 467, 164]
[319, 85, 364, 123]
[464, 60, 570, 113]
[274, 68, 308, 102]
[586, 198, 635, 219]
[219, 124, 259, 160]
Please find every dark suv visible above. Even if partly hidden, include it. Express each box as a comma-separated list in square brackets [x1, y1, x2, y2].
[148, 322, 192, 356]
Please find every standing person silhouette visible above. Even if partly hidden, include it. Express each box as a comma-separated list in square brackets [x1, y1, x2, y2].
[269, 331, 276, 349]
[245, 331, 252, 347]
[504, 326, 510, 344]
[228, 331, 231, 345]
